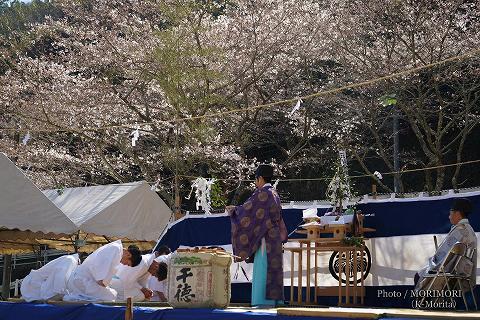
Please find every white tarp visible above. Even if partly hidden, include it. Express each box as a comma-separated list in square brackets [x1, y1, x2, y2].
[43, 182, 172, 241]
[0, 153, 77, 234]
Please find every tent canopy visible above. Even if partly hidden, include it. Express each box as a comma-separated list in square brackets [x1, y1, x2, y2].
[0, 153, 172, 253]
[0, 153, 77, 235]
[43, 181, 172, 241]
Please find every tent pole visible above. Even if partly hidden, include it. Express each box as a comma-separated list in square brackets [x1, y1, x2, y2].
[74, 231, 80, 253]
[2, 254, 12, 300]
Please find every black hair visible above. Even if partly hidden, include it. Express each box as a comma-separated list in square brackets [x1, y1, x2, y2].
[128, 245, 142, 267]
[255, 164, 274, 179]
[262, 176, 272, 183]
[451, 198, 474, 217]
[156, 245, 171, 256]
[156, 262, 168, 281]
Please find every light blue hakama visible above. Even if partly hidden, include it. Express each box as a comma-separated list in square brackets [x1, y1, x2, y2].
[251, 238, 283, 307]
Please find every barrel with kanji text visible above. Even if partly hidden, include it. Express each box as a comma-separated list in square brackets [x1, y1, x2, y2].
[167, 249, 232, 308]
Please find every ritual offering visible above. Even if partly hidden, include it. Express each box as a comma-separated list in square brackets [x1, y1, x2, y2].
[300, 207, 322, 239]
[298, 209, 364, 240]
[167, 248, 232, 308]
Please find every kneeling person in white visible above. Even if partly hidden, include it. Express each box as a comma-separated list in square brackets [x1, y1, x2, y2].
[64, 240, 142, 302]
[111, 253, 158, 301]
[148, 251, 171, 302]
[21, 254, 80, 302]
[111, 252, 171, 302]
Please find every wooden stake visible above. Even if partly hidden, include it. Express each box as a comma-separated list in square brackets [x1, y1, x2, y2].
[372, 184, 377, 199]
[1, 254, 12, 300]
[125, 297, 133, 320]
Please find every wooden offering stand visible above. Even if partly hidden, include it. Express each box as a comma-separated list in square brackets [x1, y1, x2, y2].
[284, 212, 375, 307]
[176, 247, 227, 254]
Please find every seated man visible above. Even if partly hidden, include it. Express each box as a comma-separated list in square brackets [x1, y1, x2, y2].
[147, 245, 171, 301]
[21, 254, 80, 302]
[64, 240, 142, 302]
[415, 198, 477, 291]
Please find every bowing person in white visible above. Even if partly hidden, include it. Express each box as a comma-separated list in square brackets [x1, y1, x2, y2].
[112, 246, 172, 302]
[64, 240, 142, 302]
[111, 253, 159, 302]
[148, 250, 172, 302]
[21, 254, 80, 302]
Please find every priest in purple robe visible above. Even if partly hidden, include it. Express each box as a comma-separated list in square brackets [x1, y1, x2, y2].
[227, 164, 288, 307]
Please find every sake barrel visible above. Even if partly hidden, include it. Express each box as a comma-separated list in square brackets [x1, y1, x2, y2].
[167, 249, 232, 308]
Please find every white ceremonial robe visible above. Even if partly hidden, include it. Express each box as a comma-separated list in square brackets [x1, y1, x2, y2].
[111, 254, 156, 302]
[64, 240, 123, 302]
[416, 218, 477, 290]
[148, 253, 172, 301]
[154, 253, 172, 264]
[21, 254, 79, 302]
[147, 275, 166, 302]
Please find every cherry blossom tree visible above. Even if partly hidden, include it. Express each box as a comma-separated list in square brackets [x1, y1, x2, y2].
[318, 0, 480, 192]
[1, 0, 479, 208]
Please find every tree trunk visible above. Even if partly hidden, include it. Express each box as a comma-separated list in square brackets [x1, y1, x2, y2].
[435, 166, 445, 192]
[452, 127, 470, 190]
[424, 164, 434, 192]
[174, 175, 183, 220]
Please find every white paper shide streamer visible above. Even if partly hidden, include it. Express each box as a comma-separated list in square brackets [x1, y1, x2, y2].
[273, 179, 280, 190]
[131, 125, 140, 147]
[339, 150, 347, 167]
[22, 131, 31, 146]
[289, 99, 303, 116]
[186, 177, 216, 214]
[151, 178, 161, 191]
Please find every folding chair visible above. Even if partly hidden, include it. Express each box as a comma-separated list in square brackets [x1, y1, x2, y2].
[445, 247, 477, 310]
[418, 242, 477, 310]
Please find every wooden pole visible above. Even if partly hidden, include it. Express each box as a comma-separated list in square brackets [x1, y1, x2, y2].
[314, 243, 318, 304]
[125, 297, 133, 320]
[74, 231, 80, 253]
[361, 248, 365, 305]
[290, 250, 294, 305]
[338, 250, 342, 306]
[372, 184, 377, 199]
[298, 243, 303, 304]
[353, 248, 358, 304]
[345, 249, 350, 305]
[2, 254, 12, 300]
[306, 242, 310, 304]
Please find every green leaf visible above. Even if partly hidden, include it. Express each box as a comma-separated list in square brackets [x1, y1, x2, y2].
[379, 94, 397, 106]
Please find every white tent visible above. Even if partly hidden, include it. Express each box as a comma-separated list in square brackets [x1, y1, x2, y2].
[43, 181, 172, 241]
[0, 153, 77, 235]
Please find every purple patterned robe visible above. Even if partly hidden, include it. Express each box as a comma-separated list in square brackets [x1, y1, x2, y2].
[229, 185, 287, 300]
